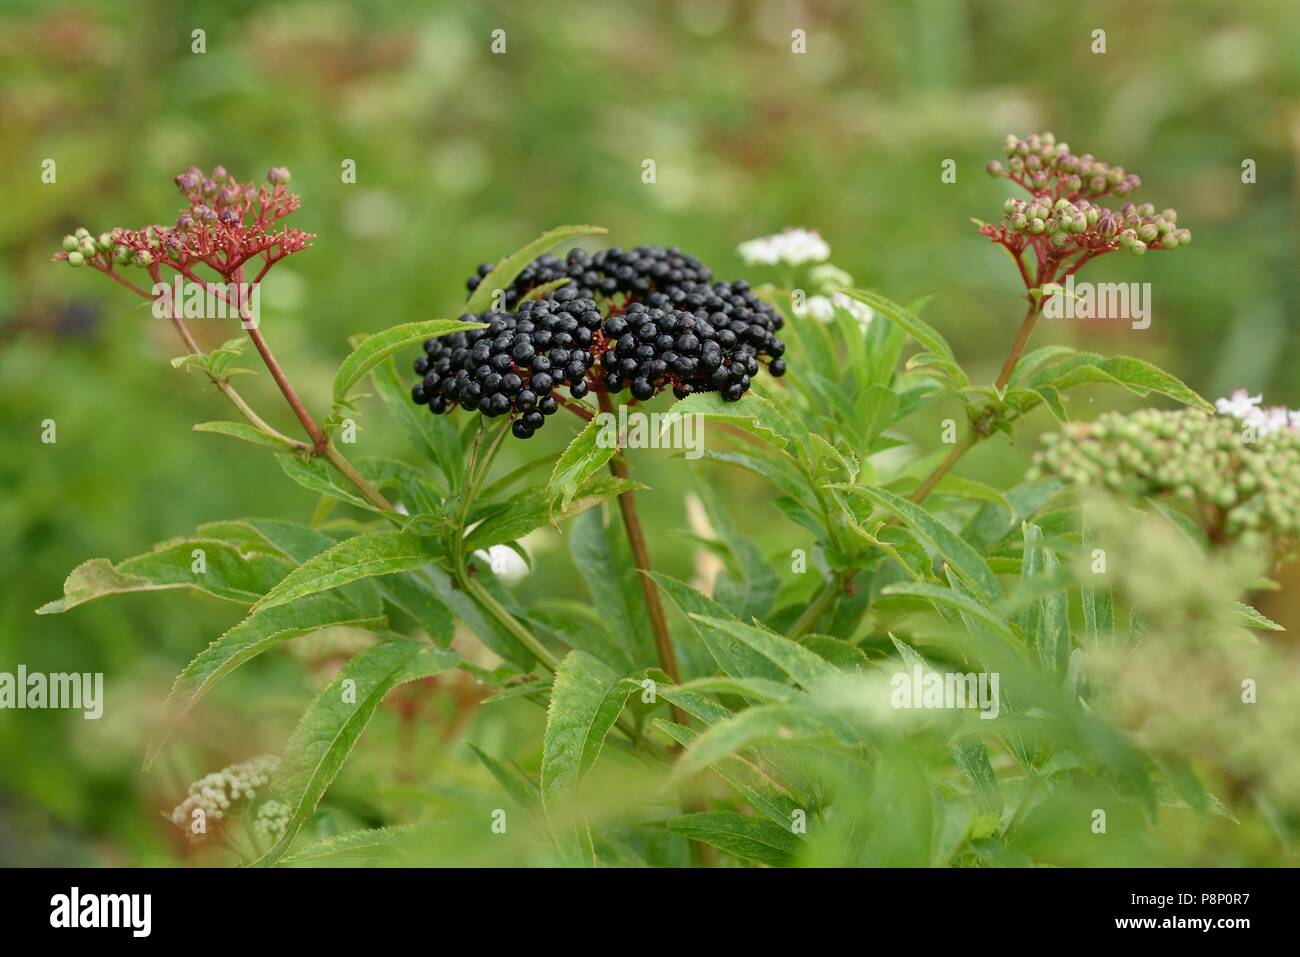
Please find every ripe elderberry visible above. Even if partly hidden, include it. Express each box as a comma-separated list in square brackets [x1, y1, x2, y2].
[421, 243, 789, 438]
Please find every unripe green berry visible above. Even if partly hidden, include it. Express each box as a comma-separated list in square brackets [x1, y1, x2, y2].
[62, 235, 79, 252]
[133, 249, 153, 267]
[77, 239, 96, 258]
[67, 251, 85, 266]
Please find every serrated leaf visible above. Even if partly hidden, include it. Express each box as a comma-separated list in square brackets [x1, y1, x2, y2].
[541, 651, 639, 866]
[667, 810, 798, 866]
[466, 474, 636, 552]
[466, 225, 608, 313]
[670, 703, 830, 783]
[333, 319, 485, 405]
[1020, 522, 1071, 679]
[881, 583, 1015, 639]
[36, 539, 292, 614]
[689, 615, 839, 690]
[279, 825, 424, 866]
[144, 594, 387, 769]
[371, 356, 462, 489]
[569, 509, 657, 668]
[254, 531, 444, 612]
[951, 737, 1002, 815]
[547, 414, 619, 512]
[255, 640, 458, 865]
[654, 720, 802, 828]
[1231, 601, 1283, 631]
[193, 421, 297, 450]
[835, 484, 1002, 604]
[648, 573, 785, 681]
[276, 454, 384, 513]
[1026, 352, 1212, 413]
[837, 289, 968, 386]
[661, 390, 791, 451]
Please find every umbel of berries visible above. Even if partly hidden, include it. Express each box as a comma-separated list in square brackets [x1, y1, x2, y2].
[413, 244, 788, 438]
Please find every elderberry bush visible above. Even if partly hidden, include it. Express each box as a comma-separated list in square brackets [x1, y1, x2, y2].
[417, 245, 787, 437]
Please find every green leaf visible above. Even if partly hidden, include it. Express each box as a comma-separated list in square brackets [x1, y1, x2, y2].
[541, 651, 638, 866]
[649, 573, 785, 681]
[144, 593, 386, 769]
[547, 415, 619, 512]
[192, 421, 298, 451]
[881, 582, 1015, 639]
[570, 509, 657, 668]
[951, 737, 1002, 815]
[1080, 515, 1116, 647]
[332, 319, 485, 405]
[837, 289, 968, 386]
[255, 640, 458, 865]
[36, 539, 292, 614]
[254, 532, 444, 612]
[1026, 352, 1212, 413]
[689, 615, 839, 690]
[654, 720, 802, 828]
[1020, 523, 1071, 679]
[466, 225, 608, 313]
[276, 454, 385, 513]
[666, 810, 798, 866]
[378, 573, 454, 646]
[371, 357, 462, 489]
[1231, 601, 1284, 631]
[696, 448, 813, 511]
[671, 703, 830, 783]
[835, 485, 1002, 604]
[171, 336, 251, 379]
[468, 744, 541, 809]
[661, 390, 792, 451]
[279, 825, 424, 866]
[466, 474, 636, 552]
[913, 474, 1012, 517]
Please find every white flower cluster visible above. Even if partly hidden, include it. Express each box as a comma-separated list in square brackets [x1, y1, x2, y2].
[254, 800, 290, 843]
[1215, 389, 1300, 438]
[798, 291, 873, 326]
[169, 753, 280, 833]
[737, 227, 831, 267]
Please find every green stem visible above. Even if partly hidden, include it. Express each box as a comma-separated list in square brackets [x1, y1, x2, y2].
[787, 573, 844, 639]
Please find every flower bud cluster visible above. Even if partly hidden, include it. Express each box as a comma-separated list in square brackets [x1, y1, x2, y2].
[982, 133, 1189, 261]
[169, 754, 280, 840]
[253, 799, 290, 843]
[54, 166, 313, 279]
[1028, 398, 1300, 545]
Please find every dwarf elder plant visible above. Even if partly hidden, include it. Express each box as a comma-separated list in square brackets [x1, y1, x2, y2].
[42, 135, 1297, 866]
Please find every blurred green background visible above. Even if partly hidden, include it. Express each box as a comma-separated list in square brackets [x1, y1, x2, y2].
[1, 0, 1297, 865]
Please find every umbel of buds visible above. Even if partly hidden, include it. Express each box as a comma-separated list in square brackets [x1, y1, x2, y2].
[168, 754, 280, 842]
[415, 245, 788, 439]
[981, 132, 1189, 264]
[1027, 396, 1300, 547]
[52, 166, 313, 279]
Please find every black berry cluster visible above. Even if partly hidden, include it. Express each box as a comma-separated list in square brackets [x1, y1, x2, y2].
[411, 296, 600, 439]
[415, 244, 787, 438]
[466, 245, 715, 308]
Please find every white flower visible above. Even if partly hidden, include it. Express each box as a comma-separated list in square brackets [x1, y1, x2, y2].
[798, 292, 873, 326]
[1214, 389, 1300, 437]
[1214, 389, 1262, 419]
[475, 544, 528, 582]
[737, 227, 831, 267]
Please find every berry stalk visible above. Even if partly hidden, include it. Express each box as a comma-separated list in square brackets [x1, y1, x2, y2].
[596, 391, 688, 719]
